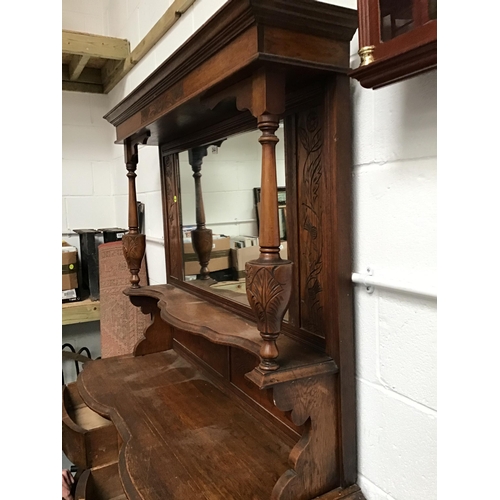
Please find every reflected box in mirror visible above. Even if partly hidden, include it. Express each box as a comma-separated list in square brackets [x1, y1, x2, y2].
[231, 246, 260, 279]
[184, 235, 231, 277]
[231, 242, 287, 279]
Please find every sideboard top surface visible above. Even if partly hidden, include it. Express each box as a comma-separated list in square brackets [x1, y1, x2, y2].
[77, 350, 295, 500]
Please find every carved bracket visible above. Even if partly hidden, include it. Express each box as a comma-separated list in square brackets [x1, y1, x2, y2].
[271, 374, 339, 500]
[200, 67, 285, 119]
[129, 296, 173, 356]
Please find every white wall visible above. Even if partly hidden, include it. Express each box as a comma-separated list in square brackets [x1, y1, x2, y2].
[351, 69, 437, 499]
[62, 92, 117, 234]
[179, 127, 285, 239]
[62, 0, 107, 35]
[61, 1, 436, 498]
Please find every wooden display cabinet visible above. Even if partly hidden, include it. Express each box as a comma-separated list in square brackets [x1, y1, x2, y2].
[350, 0, 437, 88]
[62, 1, 366, 498]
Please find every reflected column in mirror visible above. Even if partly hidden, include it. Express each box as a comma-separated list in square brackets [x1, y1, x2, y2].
[188, 145, 212, 279]
[178, 124, 286, 307]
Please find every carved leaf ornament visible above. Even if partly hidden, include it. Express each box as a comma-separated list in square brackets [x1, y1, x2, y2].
[298, 110, 325, 333]
[164, 156, 176, 227]
[246, 264, 292, 334]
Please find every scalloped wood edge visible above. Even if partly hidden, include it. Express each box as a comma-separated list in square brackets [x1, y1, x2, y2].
[125, 285, 338, 388]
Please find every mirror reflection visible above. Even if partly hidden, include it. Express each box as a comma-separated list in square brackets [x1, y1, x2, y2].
[178, 125, 286, 306]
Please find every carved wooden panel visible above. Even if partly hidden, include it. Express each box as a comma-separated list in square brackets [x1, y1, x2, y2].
[297, 105, 326, 339]
[272, 373, 339, 499]
[161, 153, 183, 280]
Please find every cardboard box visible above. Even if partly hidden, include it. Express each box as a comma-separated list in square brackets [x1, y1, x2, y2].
[231, 241, 287, 278]
[184, 235, 231, 276]
[62, 243, 78, 291]
[230, 245, 260, 279]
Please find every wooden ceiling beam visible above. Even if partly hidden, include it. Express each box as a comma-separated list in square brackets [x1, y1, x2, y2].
[131, 0, 195, 64]
[62, 30, 130, 60]
[63, 65, 102, 85]
[62, 0, 196, 94]
[69, 55, 90, 81]
[102, 0, 196, 94]
[62, 81, 103, 94]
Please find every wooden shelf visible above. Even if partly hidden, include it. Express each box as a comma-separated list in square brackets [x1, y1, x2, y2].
[77, 350, 295, 500]
[62, 30, 130, 94]
[125, 285, 337, 388]
[62, 1, 198, 94]
[62, 299, 100, 326]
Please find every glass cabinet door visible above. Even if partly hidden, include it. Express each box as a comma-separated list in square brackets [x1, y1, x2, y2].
[350, 0, 437, 88]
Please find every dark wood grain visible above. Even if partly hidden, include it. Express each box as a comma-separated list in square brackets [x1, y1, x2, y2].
[262, 26, 349, 70]
[125, 284, 338, 388]
[104, 0, 357, 127]
[324, 74, 357, 487]
[229, 347, 303, 436]
[122, 132, 149, 288]
[62, 383, 119, 470]
[77, 1, 365, 498]
[74, 462, 126, 500]
[188, 145, 213, 279]
[77, 350, 294, 500]
[129, 295, 173, 356]
[297, 104, 325, 339]
[174, 328, 230, 379]
[103, 1, 357, 145]
[314, 484, 366, 500]
[161, 153, 183, 281]
[272, 374, 339, 500]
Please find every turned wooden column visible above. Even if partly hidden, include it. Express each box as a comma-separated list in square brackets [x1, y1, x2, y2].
[246, 114, 293, 371]
[122, 133, 149, 288]
[188, 146, 212, 279]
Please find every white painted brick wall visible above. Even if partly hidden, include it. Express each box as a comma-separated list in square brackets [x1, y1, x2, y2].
[62, 0, 107, 35]
[62, 92, 117, 232]
[352, 68, 437, 500]
[61, 1, 437, 498]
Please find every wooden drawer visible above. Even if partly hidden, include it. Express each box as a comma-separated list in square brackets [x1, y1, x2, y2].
[62, 382, 119, 469]
[75, 463, 126, 500]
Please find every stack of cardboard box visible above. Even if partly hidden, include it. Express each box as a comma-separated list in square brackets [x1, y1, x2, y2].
[62, 241, 79, 302]
[183, 235, 231, 276]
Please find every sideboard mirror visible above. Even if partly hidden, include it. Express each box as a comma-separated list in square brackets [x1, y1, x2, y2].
[174, 126, 286, 308]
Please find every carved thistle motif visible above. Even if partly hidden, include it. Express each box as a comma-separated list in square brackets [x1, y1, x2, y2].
[245, 260, 293, 371]
[299, 109, 324, 335]
[163, 155, 175, 228]
[122, 233, 146, 288]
